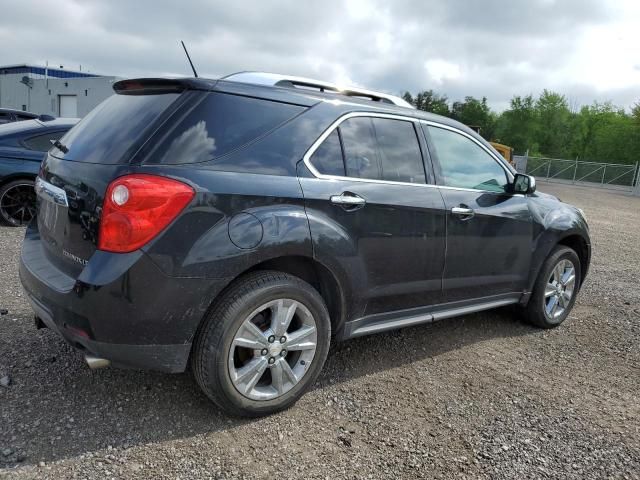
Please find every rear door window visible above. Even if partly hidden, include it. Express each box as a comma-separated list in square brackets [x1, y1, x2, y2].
[340, 117, 382, 180]
[308, 116, 426, 184]
[309, 130, 345, 176]
[148, 93, 305, 164]
[372, 118, 425, 184]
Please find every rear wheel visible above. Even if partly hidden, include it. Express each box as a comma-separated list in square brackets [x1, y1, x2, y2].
[525, 245, 581, 328]
[192, 271, 331, 417]
[0, 179, 36, 226]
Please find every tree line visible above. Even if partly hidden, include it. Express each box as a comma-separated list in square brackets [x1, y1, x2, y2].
[401, 90, 640, 165]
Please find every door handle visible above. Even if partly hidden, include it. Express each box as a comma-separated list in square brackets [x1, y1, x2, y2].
[451, 206, 475, 219]
[330, 192, 366, 210]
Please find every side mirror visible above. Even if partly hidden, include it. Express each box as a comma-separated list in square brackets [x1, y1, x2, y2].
[512, 173, 536, 194]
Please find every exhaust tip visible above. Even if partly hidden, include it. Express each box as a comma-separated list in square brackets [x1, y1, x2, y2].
[84, 354, 111, 370]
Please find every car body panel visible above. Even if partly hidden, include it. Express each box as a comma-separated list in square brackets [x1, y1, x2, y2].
[437, 188, 533, 301]
[298, 163, 447, 329]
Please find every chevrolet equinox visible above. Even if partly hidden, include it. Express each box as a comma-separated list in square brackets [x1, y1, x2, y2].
[20, 72, 591, 416]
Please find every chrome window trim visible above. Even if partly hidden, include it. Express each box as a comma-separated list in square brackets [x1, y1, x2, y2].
[302, 111, 518, 195]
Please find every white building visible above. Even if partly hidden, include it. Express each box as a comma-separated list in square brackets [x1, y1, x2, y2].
[0, 64, 120, 118]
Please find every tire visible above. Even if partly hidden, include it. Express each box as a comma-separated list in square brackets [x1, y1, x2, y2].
[0, 179, 36, 227]
[524, 245, 581, 328]
[192, 270, 331, 417]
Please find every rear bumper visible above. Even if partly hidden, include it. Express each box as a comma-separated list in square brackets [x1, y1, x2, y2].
[25, 292, 190, 372]
[19, 223, 230, 373]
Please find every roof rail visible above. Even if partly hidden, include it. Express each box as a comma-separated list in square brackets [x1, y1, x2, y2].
[221, 72, 415, 109]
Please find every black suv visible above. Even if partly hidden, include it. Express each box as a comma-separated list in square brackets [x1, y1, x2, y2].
[20, 73, 591, 416]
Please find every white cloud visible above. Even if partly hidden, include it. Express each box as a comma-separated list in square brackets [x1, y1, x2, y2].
[0, 0, 638, 111]
[424, 60, 462, 85]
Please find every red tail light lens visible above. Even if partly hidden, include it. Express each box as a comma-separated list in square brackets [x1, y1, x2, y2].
[98, 174, 194, 253]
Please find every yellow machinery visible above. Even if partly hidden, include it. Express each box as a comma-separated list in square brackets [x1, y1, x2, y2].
[467, 126, 515, 166]
[489, 142, 514, 166]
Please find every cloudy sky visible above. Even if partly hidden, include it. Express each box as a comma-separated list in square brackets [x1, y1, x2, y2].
[2, 0, 639, 111]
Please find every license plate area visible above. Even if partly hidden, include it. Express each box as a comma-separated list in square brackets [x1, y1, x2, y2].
[35, 177, 69, 243]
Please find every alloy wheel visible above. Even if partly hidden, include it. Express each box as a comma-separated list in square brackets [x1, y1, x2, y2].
[228, 298, 318, 401]
[0, 182, 36, 226]
[543, 259, 576, 320]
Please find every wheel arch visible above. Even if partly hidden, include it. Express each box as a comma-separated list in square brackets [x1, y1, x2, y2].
[244, 255, 347, 337]
[526, 230, 591, 302]
[557, 233, 590, 286]
[193, 254, 349, 346]
[0, 172, 37, 187]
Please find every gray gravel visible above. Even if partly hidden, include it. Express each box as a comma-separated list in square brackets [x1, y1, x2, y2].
[1, 181, 639, 479]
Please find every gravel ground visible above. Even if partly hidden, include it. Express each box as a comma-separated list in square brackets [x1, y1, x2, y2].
[1, 181, 639, 479]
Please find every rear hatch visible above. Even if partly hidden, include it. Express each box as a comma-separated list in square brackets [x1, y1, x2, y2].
[36, 80, 190, 277]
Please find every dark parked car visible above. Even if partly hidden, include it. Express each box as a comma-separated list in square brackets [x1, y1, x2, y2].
[0, 118, 78, 226]
[0, 108, 55, 125]
[20, 73, 591, 416]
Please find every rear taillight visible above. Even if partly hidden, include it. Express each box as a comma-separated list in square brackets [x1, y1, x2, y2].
[98, 174, 194, 253]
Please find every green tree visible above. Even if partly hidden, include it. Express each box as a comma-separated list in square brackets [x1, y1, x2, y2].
[535, 90, 571, 157]
[399, 87, 639, 165]
[494, 95, 537, 154]
[632, 101, 640, 124]
[574, 102, 640, 163]
[450, 96, 495, 140]
[413, 90, 450, 116]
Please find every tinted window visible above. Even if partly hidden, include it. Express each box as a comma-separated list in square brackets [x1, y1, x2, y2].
[23, 131, 66, 152]
[24, 130, 66, 152]
[17, 114, 35, 120]
[372, 118, 425, 184]
[340, 117, 381, 180]
[309, 130, 344, 176]
[427, 126, 508, 192]
[0, 113, 11, 124]
[54, 93, 179, 163]
[150, 93, 305, 164]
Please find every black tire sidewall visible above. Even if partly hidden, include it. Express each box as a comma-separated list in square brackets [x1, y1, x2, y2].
[0, 179, 35, 227]
[197, 273, 331, 416]
[529, 246, 581, 328]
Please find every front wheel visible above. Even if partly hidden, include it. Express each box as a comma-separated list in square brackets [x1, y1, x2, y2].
[524, 245, 581, 328]
[192, 271, 331, 417]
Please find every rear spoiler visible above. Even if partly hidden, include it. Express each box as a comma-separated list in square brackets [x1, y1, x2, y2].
[113, 77, 217, 95]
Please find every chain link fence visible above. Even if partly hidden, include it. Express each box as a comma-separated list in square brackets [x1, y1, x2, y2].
[514, 156, 640, 193]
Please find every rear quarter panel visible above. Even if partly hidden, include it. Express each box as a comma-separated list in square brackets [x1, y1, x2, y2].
[138, 166, 314, 282]
[0, 153, 41, 183]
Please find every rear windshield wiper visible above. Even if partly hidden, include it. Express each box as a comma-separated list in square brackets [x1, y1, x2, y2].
[50, 139, 69, 154]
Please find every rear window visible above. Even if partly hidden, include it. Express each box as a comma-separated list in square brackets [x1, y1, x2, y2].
[52, 93, 179, 163]
[146, 92, 305, 164]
